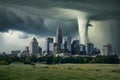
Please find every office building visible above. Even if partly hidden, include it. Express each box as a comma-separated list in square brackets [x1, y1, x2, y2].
[102, 44, 113, 56]
[29, 37, 39, 57]
[46, 38, 53, 54]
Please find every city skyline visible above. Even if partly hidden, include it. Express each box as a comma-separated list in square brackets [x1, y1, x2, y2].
[5, 27, 114, 57]
[0, 26, 119, 55]
[0, 0, 120, 54]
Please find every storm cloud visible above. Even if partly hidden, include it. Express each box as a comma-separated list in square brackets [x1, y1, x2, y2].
[0, 0, 119, 35]
[0, 0, 120, 53]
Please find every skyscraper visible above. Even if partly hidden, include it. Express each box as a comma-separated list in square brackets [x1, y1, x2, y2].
[22, 46, 29, 57]
[71, 40, 80, 55]
[102, 44, 113, 56]
[29, 37, 39, 57]
[66, 36, 71, 52]
[80, 44, 86, 55]
[56, 27, 63, 53]
[46, 38, 53, 54]
[56, 26, 62, 44]
[86, 43, 94, 57]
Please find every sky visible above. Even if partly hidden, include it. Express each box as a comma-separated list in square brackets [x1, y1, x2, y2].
[0, 0, 120, 54]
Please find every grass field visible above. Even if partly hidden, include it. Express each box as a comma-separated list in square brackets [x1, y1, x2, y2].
[0, 63, 120, 80]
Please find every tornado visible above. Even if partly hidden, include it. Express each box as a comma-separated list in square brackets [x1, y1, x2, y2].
[77, 17, 90, 45]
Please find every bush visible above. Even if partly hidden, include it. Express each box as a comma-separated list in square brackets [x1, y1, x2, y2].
[0, 60, 10, 65]
[46, 56, 54, 64]
[23, 57, 31, 64]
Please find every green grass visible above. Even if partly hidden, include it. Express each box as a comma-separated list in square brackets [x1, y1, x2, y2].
[0, 63, 120, 80]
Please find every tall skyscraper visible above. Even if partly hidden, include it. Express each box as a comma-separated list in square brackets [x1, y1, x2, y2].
[56, 27, 63, 53]
[56, 26, 62, 44]
[66, 36, 71, 52]
[46, 38, 53, 54]
[71, 40, 80, 55]
[29, 37, 39, 57]
[80, 44, 86, 55]
[64, 39, 67, 53]
[86, 43, 94, 57]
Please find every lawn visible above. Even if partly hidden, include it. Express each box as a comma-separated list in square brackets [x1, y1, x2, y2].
[0, 63, 120, 80]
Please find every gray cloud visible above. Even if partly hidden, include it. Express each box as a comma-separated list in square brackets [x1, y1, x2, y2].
[0, 0, 119, 20]
[0, 7, 78, 37]
[0, 0, 119, 36]
[0, 0, 120, 53]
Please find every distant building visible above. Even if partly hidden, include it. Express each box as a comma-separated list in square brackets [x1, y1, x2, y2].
[56, 27, 63, 53]
[53, 43, 58, 54]
[61, 43, 64, 50]
[86, 43, 94, 57]
[46, 38, 53, 55]
[63, 39, 68, 53]
[38, 46, 42, 54]
[38, 46, 42, 57]
[94, 48, 100, 55]
[80, 44, 86, 55]
[55, 53, 71, 57]
[56, 26, 62, 44]
[102, 44, 113, 56]
[49, 43, 54, 51]
[71, 40, 80, 55]
[65, 36, 71, 52]
[22, 46, 29, 57]
[29, 37, 39, 57]
[11, 50, 21, 56]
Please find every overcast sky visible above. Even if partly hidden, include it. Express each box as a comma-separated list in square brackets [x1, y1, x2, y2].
[0, 0, 120, 53]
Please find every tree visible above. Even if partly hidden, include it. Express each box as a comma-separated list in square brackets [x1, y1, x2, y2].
[24, 56, 31, 64]
[46, 56, 54, 64]
[0, 60, 9, 65]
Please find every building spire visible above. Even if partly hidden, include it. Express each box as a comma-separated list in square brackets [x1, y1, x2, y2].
[56, 26, 62, 44]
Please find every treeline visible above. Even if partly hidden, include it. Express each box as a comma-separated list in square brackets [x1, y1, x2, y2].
[38, 55, 120, 64]
[0, 55, 119, 65]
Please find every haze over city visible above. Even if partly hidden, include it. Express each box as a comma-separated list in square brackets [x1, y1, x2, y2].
[0, 0, 120, 54]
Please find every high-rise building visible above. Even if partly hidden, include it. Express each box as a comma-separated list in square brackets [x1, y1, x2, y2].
[64, 39, 68, 53]
[71, 40, 80, 55]
[22, 46, 29, 57]
[66, 36, 71, 52]
[56, 27, 63, 53]
[29, 37, 39, 57]
[38, 46, 42, 56]
[102, 44, 113, 56]
[80, 44, 86, 55]
[46, 38, 53, 54]
[56, 26, 62, 44]
[49, 43, 54, 51]
[53, 43, 58, 54]
[86, 43, 94, 56]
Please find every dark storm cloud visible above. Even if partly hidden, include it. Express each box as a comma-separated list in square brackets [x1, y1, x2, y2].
[0, 7, 48, 36]
[0, 0, 120, 20]
[0, 7, 23, 32]
[0, 0, 120, 36]
[0, 6, 78, 37]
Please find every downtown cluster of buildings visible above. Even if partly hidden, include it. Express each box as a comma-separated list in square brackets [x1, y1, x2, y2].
[44, 27, 100, 57]
[43, 27, 114, 57]
[7, 27, 114, 57]
[12, 37, 42, 57]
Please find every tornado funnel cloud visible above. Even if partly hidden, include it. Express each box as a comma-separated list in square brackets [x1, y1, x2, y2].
[77, 17, 89, 44]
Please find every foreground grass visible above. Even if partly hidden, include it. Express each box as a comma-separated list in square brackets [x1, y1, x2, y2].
[0, 64, 120, 80]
